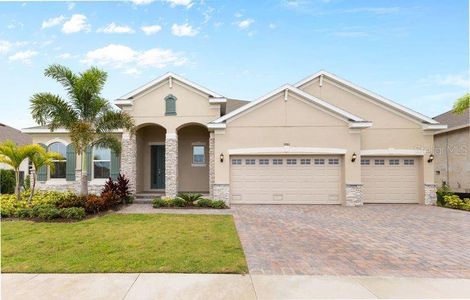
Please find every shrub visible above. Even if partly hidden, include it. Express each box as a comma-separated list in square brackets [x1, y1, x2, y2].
[31, 204, 60, 220]
[0, 169, 15, 194]
[84, 194, 107, 214]
[102, 177, 118, 195]
[443, 195, 470, 211]
[23, 175, 31, 191]
[196, 198, 213, 207]
[177, 193, 202, 205]
[101, 191, 121, 208]
[55, 194, 85, 208]
[59, 207, 86, 220]
[169, 197, 187, 207]
[210, 200, 227, 209]
[116, 174, 131, 203]
[437, 184, 453, 206]
[152, 198, 168, 208]
[14, 208, 32, 218]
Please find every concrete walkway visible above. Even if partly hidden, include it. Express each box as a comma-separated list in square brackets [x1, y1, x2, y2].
[3, 273, 470, 299]
[116, 203, 233, 215]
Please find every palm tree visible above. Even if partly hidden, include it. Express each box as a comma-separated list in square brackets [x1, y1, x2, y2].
[453, 93, 469, 114]
[0, 140, 42, 201]
[28, 147, 62, 202]
[30, 64, 135, 196]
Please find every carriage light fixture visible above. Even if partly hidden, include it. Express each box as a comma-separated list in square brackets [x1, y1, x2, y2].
[220, 153, 224, 163]
[351, 152, 357, 162]
[428, 154, 434, 163]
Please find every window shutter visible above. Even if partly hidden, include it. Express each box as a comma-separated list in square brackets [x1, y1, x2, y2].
[110, 150, 120, 180]
[86, 146, 92, 181]
[66, 144, 76, 181]
[165, 94, 177, 116]
[37, 143, 48, 181]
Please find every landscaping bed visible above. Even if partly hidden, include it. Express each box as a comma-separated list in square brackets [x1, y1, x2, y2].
[153, 193, 228, 209]
[1, 214, 248, 273]
[436, 185, 470, 211]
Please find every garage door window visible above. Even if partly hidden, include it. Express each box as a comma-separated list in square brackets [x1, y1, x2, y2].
[300, 158, 311, 165]
[404, 159, 414, 165]
[246, 159, 256, 165]
[232, 159, 242, 165]
[389, 159, 399, 165]
[273, 159, 283, 165]
[374, 159, 385, 165]
[286, 159, 297, 165]
[259, 159, 269, 165]
[328, 158, 339, 165]
[314, 158, 325, 165]
[361, 159, 370, 165]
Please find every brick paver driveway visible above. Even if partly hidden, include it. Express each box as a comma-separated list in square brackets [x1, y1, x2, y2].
[232, 205, 470, 278]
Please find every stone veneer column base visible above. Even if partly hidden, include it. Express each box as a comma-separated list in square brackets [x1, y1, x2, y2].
[424, 184, 437, 205]
[121, 131, 137, 195]
[165, 134, 178, 198]
[213, 184, 230, 205]
[345, 184, 363, 206]
[208, 132, 215, 198]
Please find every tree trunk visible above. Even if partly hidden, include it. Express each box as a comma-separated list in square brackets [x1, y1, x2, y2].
[80, 150, 88, 196]
[28, 171, 36, 204]
[15, 169, 20, 201]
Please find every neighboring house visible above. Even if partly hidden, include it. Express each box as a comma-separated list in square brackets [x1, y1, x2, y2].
[0, 123, 32, 184]
[433, 108, 470, 194]
[23, 71, 447, 205]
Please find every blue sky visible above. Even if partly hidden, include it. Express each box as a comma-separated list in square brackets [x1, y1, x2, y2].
[0, 0, 468, 129]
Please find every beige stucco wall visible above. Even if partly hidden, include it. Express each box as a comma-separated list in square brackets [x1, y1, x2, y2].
[434, 127, 470, 193]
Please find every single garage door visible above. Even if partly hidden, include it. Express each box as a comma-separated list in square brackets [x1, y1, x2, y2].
[361, 157, 419, 203]
[230, 156, 342, 204]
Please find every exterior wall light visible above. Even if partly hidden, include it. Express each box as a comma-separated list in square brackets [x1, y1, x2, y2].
[220, 153, 224, 163]
[351, 152, 357, 162]
[428, 154, 434, 163]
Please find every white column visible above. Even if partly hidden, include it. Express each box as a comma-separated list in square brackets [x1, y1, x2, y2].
[121, 131, 137, 195]
[209, 131, 215, 198]
[165, 133, 178, 198]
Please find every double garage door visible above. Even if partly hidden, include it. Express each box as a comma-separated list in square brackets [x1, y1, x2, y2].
[230, 156, 342, 204]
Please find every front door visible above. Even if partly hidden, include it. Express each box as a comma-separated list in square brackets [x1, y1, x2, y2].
[151, 145, 165, 189]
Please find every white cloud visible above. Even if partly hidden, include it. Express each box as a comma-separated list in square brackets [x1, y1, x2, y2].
[67, 2, 75, 10]
[141, 24, 162, 35]
[82, 44, 187, 72]
[8, 50, 38, 64]
[166, 0, 193, 8]
[420, 73, 470, 89]
[130, 0, 154, 4]
[98, 23, 135, 34]
[234, 12, 243, 18]
[237, 18, 254, 29]
[171, 23, 198, 37]
[62, 14, 90, 34]
[269, 23, 277, 29]
[0, 40, 12, 54]
[42, 15, 65, 29]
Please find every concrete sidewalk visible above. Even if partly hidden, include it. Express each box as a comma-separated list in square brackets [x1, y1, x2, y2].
[3, 273, 470, 299]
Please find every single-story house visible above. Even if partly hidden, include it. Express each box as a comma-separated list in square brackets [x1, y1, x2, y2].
[433, 108, 470, 194]
[0, 123, 32, 185]
[23, 70, 447, 205]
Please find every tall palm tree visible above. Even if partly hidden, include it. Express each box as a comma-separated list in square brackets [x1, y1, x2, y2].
[30, 64, 135, 196]
[0, 140, 42, 201]
[28, 147, 62, 202]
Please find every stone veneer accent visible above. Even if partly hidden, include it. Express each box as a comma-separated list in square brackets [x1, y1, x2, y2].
[213, 184, 230, 204]
[35, 179, 104, 195]
[345, 184, 363, 206]
[424, 183, 437, 205]
[165, 133, 178, 198]
[121, 131, 137, 195]
[209, 132, 215, 198]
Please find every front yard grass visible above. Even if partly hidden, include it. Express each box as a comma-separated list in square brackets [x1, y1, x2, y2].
[1, 214, 248, 273]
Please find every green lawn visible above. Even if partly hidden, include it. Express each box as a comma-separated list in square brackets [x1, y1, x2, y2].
[1, 214, 248, 273]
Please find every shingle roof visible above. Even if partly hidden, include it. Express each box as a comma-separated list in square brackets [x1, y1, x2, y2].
[0, 123, 32, 145]
[433, 108, 469, 129]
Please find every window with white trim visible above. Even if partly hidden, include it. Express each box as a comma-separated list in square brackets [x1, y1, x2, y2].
[389, 159, 399, 165]
[192, 145, 205, 165]
[404, 159, 415, 165]
[328, 158, 339, 165]
[300, 158, 311, 165]
[273, 159, 283, 165]
[361, 159, 370, 165]
[314, 158, 325, 165]
[245, 159, 256, 165]
[259, 159, 269, 165]
[93, 146, 111, 179]
[374, 159, 385, 165]
[232, 159, 242, 165]
[48, 142, 67, 179]
[286, 159, 297, 165]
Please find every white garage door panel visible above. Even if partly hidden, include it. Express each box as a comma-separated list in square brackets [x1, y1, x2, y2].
[230, 156, 341, 204]
[362, 157, 419, 204]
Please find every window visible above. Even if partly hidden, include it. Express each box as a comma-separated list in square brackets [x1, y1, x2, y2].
[164, 94, 177, 116]
[404, 159, 415, 165]
[245, 159, 256, 165]
[93, 146, 111, 179]
[192, 145, 205, 165]
[389, 159, 399, 165]
[48, 142, 66, 179]
[287, 159, 297, 165]
[374, 159, 385, 165]
[314, 158, 325, 165]
[259, 159, 269, 165]
[361, 159, 370, 165]
[300, 158, 311, 165]
[232, 159, 242, 165]
[273, 159, 283, 165]
[328, 158, 339, 165]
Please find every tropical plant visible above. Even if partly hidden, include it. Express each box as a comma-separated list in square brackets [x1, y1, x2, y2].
[0, 169, 15, 194]
[0, 140, 42, 201]
[30, 64, 135, 196]
[453, 93, 469, 114]
[28, 147, 63, 202]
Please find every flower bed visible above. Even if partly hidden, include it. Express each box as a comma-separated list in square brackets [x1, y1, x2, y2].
[152, 193, 228, 209]
[436, 185, 470, 211]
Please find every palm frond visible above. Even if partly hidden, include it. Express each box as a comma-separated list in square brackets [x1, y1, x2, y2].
[453, 93, 470, 114]
[93, 134, 122, 154]
[30, 92, 78, 130]
[44, 64, 77, 99]
[73, 67, 108, 120]
[95, 110, 135, 134]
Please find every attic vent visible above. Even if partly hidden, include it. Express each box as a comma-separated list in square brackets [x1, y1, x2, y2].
[165, 94, 177, 116]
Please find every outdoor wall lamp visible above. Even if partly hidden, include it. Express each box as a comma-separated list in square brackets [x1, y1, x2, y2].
[351, 152, 357, 162]
[427, 154, 434, 163]
[220, 153, 224, 163]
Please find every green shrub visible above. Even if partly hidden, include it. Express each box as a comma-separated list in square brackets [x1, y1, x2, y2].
[23, 175, 31, 191]
[443, 195, 470, 211]
[59, 207, 86, 220]
[436, 184, 453, 206]
[14, 208, 32, 218]
[0, 194, 27, 217]
[31, 204, 60, 220]
[210, 200, 227, 209]
[177, 193, 202, 205]
[56, 194, 85, 208]
[0, 169, 15, 194]
[152, 198, 168, 208]
[196, 198, 213, 207]
[169, 197, 187, 207]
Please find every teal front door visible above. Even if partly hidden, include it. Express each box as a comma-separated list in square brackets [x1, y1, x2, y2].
[151, 145, 165, 189]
